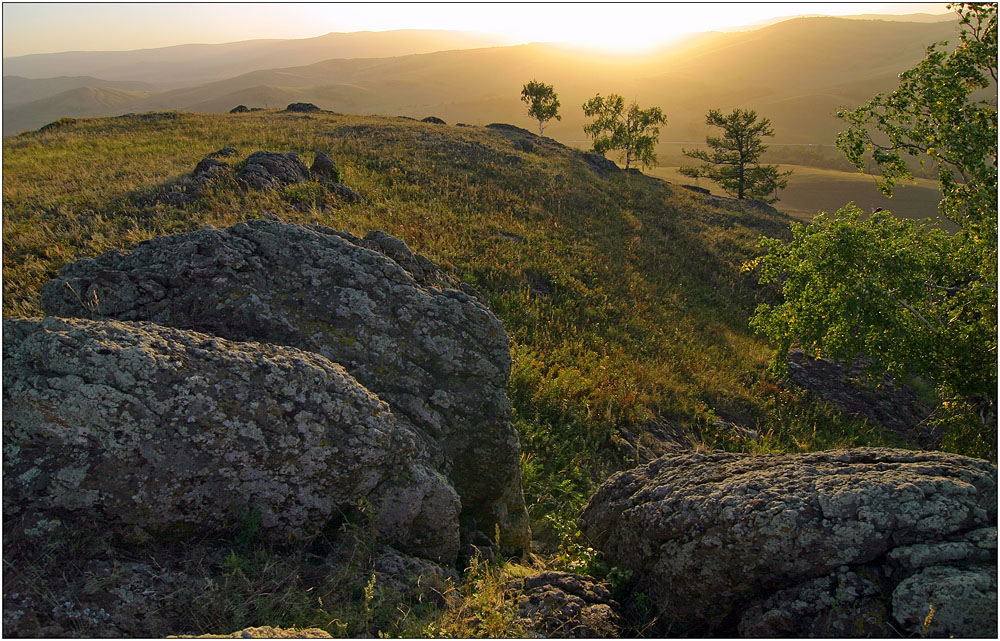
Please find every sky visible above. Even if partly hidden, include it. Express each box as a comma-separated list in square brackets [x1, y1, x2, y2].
[2, 1, 953, 57]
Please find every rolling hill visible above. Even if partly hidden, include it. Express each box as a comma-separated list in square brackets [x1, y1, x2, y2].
[2, 15, 959, 145]
[1, 29, 519, 87]
[2, 75, 157, 106]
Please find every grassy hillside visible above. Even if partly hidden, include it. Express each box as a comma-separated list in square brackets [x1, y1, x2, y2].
[3, 86, 155, 133]
[9, 107, 988, 635]
[2, 75, 157, 106]
[5, 109, 930, 549]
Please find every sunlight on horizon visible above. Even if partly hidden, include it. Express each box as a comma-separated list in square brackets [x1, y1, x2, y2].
[3, 2, 952, 57]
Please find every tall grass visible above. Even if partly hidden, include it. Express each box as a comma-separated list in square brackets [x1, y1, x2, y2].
[3, 110, 929, 557]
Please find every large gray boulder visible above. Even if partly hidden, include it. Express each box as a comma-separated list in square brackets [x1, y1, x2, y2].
[39, 219, 530, 552]
[579, 448, 997, 637]
[3, 317, 460, 562]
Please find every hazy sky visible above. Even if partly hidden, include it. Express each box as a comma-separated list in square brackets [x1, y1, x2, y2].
[3, 2, 953, 57]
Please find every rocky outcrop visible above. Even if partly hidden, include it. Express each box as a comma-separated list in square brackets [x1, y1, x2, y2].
[229, 105, 250, 114]
[509, 572, 621, 638]
[173, 627, 333, 638]
[285, 102, 320, 113]
[3, 317, 460, 560]
[238, 151, 311, 190]
[40, 219, 530, 552]
[310, 150, 340, 183]
[163, 150, 362, 206]
[580, 448, 997, 637]
[787, 349, 938, 447]
[421, 116, 446, 124]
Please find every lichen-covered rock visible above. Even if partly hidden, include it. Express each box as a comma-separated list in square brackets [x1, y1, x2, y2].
[509, 572, 621, 638]
[310, 151, 341, 183]
[3, 317, 460, 561]
[284, 102, 321, 113]
[173, 626, 333, 638]
[579, 448, 997, 635]
[786, 349, 938, 447]
[891, 563, 997, 638]
[238, 151, 311, 190]
[737, 564, 892, 637]
[40, 219, 530, 552]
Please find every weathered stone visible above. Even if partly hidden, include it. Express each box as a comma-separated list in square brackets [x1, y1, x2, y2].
[310, 151, 340, 183]
[892, 564, 997, 637]
[421, 116, 446, 124]
[173, 626, 333, 638]
[40, 219, 530, 552]
[229, 105, 250, 114]
[579, 151, 618, 173]
[371, 546, 459, 605]
[327, 182, 362, 203]
[285, 102, 320, 113]
[786, 349, 938, 447]
[210, 146, 239, 157]
[580, 448, 997, 635]
[737, 565, 893, 637]
[509, 572, 621, 638]
[238, 151, 311, 190]
[3, 551, 211, 637]
[3, 317, 460, 561]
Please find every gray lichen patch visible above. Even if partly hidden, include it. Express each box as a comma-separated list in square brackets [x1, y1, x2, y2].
[3, 317, 460, 562]
[579, 447, 997, 636]
[39, 219, 530, 551]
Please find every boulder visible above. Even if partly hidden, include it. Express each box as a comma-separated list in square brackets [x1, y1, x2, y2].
[40, 219, 531, 553]
[579, 151, 618, 173]
[237, 151, 311, 191]
[285, 102, 320, 113]
[580, 448, 997, 636]
[3, 316, 460, 561]
[509, 572, 621, 638]
[786, 349, 939, 447]
[229, 105, 250, 114]
[210, 146, 239, 157]
[310, 150, 341, 183]
[421, 116, 446, 124]
[326, 182, 363, 204]
[173, 627, 332, 638]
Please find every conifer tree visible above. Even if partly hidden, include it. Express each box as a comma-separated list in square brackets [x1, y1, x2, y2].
[681, 108, 790, 202]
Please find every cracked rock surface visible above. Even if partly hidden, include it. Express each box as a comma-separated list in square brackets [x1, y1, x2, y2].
[3, 317, 460, 561]
[579, 447, 997, 637]
[508, 571, 621, 638]
[40, 219, 530, 551]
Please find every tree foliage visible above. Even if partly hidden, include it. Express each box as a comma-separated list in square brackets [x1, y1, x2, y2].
[681, 108, 790, 202]
[748, 3, 998, 449]
[582, 93, 666, 169]
[521, 80, 561, 136]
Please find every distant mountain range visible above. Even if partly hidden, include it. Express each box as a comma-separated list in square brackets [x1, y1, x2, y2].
[2, 16, 960, 141]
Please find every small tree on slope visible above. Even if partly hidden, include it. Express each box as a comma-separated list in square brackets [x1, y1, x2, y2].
[521, 80, 561, 136]
[681, 108, 791, 202]
[582, 93, 667, 170]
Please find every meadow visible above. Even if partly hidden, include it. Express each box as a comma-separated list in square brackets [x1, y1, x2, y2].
[3, 109, 949, 635]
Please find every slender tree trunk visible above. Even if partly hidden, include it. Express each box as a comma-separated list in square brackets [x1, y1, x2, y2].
[538, 120, 544, 136]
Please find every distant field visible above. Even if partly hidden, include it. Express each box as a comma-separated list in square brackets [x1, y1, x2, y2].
[647, 164, 946, 226]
